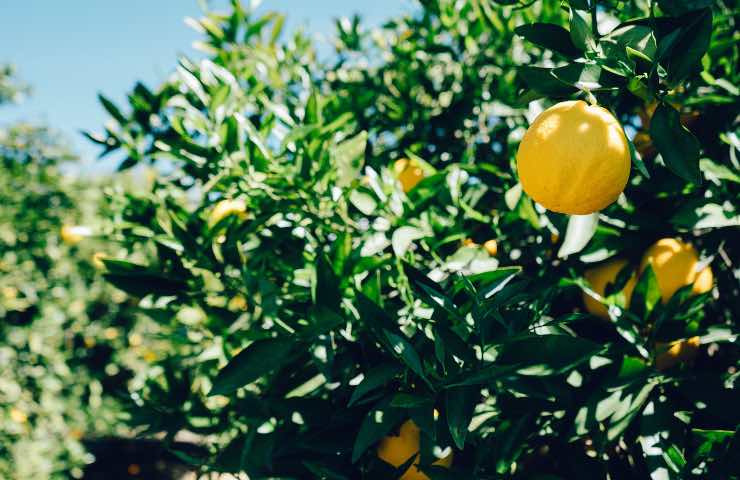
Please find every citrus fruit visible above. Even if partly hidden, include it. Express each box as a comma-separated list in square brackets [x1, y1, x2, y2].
[377, 419, 453, 480]
[208, 199, 247, 227]
[516, 100, 631, 214]
[582, 259, 636, 318]
[483, 239, 498, 256]
[639, 238, 713, 303]
[394, 158, 425, 193]
[655, 336, 701, 371]
[60, 225, 92, 245]
[92, 252, 108, 270]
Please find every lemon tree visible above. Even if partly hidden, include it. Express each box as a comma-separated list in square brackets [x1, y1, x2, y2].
[88, 1, 738, 478]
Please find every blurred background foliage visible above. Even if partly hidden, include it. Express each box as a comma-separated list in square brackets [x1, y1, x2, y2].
[2, 0, 739, 478]
[0, 66, 160, 479]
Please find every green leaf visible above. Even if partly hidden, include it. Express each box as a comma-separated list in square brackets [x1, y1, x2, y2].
[314, 255, 341, 312]
[700, 159, 740, 184]
[627, 132, 650, 178]
[102, 260, 187, 296]
[569, 8, 594, 52]
[630, 264, 661, 319]
[209, 338, 294, 396]
[403, 263, 462, 321]
[383, 330, 430, 387]
[391, 393, 434, 409]
[349, 189, 377, 215]
[352, 398, 406, 462]
[671, 201, 740, 230]
[665, 9, 713, 86]
[514, 23, 582, 58]
[497, 335, 604, 376]
[332, 131, 367, 188]
[98, 94, 127, 125]
[557, 213, 599, 258]
[657, 0, 714, 15]
[445, 385, 479, 449]
[650, 103, 701, 182]
[348, 364, 402, 407]
[392, 226, 427, 257]
[518, 67, 577, 97]
[551, 63, 610, 90]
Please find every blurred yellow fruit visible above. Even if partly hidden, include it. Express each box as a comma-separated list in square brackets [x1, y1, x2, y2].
[10, 407, 27, 424]
[582, 259, 636, 319]
[377, 419, 453, 480]
[655, 336, 701, 371]
[516, 100, 630, 214]
[128, 333, 143, 347]
[142, 350, 157, 363]
[483, 239, 498, 256]
[92, 252, 108, 270]
[228, 294, 248, 311]
[463, 238, 478, 247]
[2, 286, 18, 299]
[208, 199, 247, 227]
[639, 238, 713, 303]
[127, 464, 141, 475]
[60, 225, 92, 245]
[394, 158, 425, 193]
[103, 327, 119, 340]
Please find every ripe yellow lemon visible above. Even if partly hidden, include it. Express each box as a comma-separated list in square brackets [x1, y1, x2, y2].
[208, 199, 247, 227]
[582, 259, 636, 319]
[377, 419, 453, 480]
[394, 158, 425, 193]
[483, 239, 498, 256]
[639, 238, 713, 303]
[516, 100, 631, 215]
[655, 336, 700, 371]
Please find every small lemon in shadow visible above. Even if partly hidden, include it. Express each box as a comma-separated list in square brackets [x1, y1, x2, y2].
[582, 259, 636, 319]
[377, 419, 453, 480]
[639, 238, 713, 303]
[394, 158, 425, 193]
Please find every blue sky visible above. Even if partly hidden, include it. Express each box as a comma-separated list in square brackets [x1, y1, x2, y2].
[0, 0, 409, 170]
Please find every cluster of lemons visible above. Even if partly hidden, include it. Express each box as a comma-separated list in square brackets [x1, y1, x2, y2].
[56, 101, 704, 479]
[583, 237, 712, 370]
[378, 100, 710, 478]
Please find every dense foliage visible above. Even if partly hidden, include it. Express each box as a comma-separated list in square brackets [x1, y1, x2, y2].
[0, 67, 153, 479]
[77, 0, 738, 478]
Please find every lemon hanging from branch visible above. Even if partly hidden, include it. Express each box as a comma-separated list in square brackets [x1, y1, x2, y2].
[639, 238, 713, 303]
[516, 100, 631, 215]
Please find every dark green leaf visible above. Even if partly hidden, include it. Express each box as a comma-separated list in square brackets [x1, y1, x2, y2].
[445, 385, 479, 449]
[514, 23, 582, 58]
[209, 338, 294, 396]
[650, 103, 701, 182]
[352, 398, 406, 462]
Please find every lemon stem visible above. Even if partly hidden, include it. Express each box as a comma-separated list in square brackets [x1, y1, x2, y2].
[583, 89, 598, 106]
